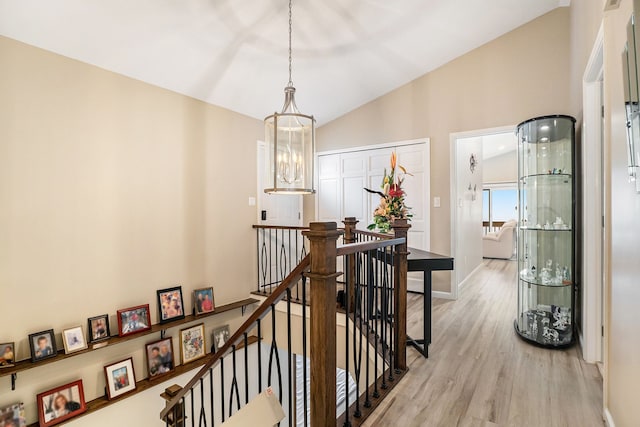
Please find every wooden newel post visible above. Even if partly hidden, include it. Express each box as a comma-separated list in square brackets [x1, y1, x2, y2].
[343, 217, 359, 311]
[303, 222, 343, 427]
[391, 219, 410, 371]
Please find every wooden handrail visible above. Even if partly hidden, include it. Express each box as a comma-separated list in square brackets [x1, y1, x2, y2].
[159, 254, 311, 421]
[352, 228, 394, 240]
[252, 224, 310, 230]
[336, 238, 406, 256]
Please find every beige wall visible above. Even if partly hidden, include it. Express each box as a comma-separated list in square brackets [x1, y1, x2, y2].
[0, 36, 262, 425]
[316, 8, 571, 292]
[601, 2, 640, 426]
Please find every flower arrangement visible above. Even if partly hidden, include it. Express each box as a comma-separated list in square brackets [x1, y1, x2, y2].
[364, 152, 412, 233]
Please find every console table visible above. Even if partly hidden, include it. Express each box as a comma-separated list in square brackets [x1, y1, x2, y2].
[406, 248, 454, 358]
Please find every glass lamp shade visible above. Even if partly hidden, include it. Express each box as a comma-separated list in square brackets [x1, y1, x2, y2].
[264, 86, 315, 194]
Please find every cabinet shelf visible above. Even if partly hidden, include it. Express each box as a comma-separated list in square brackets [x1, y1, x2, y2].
[519, 274, 573, 288]
[1, 298, 259, 386]
[520, 226, 572, 232]
[25, 335, 260, 427]
[520, 173, 572, 180]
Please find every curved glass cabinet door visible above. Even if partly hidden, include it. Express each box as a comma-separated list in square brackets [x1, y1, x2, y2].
[515, 115, 576, 347]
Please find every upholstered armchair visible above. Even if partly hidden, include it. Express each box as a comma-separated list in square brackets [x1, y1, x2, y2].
[482, 220, 517, 259]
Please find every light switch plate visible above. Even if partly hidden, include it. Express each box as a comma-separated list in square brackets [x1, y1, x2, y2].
[248, 197, 256, 206]
[433, 196, 441, 208]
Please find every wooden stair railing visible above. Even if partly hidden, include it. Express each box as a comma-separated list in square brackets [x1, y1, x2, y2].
[161, 220, 410, 427]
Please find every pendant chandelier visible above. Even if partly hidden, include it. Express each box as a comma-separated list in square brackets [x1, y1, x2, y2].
[263, 0, 315, 194]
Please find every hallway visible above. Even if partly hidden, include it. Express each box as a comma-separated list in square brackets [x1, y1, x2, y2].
[363, 259, 603, 427]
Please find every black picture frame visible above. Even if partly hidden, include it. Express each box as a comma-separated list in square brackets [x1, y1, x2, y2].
[157, 286, 185, 324]
[145, 337, 175, 379]
[87, 314, 111, 343]
[29, 330, 57, 362]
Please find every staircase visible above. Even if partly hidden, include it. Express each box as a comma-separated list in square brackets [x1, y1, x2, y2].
[160, 218, 410, 427]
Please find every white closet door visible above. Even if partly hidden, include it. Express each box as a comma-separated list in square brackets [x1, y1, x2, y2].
[317, 154, 341, 223]
[316, 141, 429, 252]
[397, 145, 429, 251]
[341, 152, 368, 223]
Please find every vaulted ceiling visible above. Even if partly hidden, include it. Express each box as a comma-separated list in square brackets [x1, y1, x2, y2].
[0, 0, 569, 125]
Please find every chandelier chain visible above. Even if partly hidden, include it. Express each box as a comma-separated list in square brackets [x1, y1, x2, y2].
[288, 0, 293, 87]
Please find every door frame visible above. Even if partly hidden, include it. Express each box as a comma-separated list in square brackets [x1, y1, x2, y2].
[450, 125, 515, 300]
[581, 24, 605, 364]
[256, 140, 303, 226]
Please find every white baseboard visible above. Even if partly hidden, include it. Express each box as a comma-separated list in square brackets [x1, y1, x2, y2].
[432, 290, 454, 300]
[458, 264, 484, 291]
[604, 408, 615, 427]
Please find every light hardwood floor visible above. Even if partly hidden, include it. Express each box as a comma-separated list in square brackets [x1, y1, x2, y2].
[363, 259, 603, 427]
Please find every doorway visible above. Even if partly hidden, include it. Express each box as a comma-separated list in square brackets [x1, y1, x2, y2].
[450, 126, 516, 298]
[257, 141, 303, 226]
[581, 25, 605, 364]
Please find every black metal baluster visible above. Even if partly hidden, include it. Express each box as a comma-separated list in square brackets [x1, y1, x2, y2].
[388, 248, 394, 382]
[257, 319, 262, 392]
[244, 333, 249, 405]
[381, 249, 388, 390]
[287, 288, 293, 425]
[372, 247, 380, 399]
[261, 229, 268, 293]
[220, 358, 225, 422]
[267, 305, 283, 404]
[364, 250, 372, 408]
[198, 378, 206, 427]
[190, 389, 195, 427]
[209, 368, 215, 426]
[229, 346, 241, 418]
[269, 229, 274, 293]
[344, 253, 350, 427]
[302, 275, 308, 427]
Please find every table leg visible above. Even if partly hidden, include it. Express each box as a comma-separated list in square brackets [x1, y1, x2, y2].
[406, 270, 432, 358]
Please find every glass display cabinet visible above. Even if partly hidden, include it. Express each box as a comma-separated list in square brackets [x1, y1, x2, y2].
[515, 115, 576, 347]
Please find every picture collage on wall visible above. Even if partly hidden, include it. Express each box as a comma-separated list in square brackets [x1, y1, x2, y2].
[0, 284, 237, 425]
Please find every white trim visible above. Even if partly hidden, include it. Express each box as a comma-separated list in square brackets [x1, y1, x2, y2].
[604, 408, 616, 427]
[581, 23, 604, 364]
[316, 138, 429, 156]
[458, 263, 484, 291]
[432, 290, 455, 300]
[450, 125, 515, 299]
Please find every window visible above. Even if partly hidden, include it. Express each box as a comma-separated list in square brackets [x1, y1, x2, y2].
[483, 185, 517, 225]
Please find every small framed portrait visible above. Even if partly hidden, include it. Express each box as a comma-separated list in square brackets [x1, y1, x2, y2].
[180, 323, 206, 364]
[0, 342, 15, 368]
[61, 326, 88, 354]
[117, 304, 151, 337]
[36, 380, 86, 427]
[145, 337, 174, 379]
[28, 330, 57, 362]
[193, 287, 215, 316]
[211, 325, 230, 353]
[157, 286, 185, 323]
[87, 314, 111, 343]
[0, 402, 26, 427]
[104, 357, 137, 399]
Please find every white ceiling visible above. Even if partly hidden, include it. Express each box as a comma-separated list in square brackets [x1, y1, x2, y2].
[482, 132, 518, 160]
[0, 0, 568, 125]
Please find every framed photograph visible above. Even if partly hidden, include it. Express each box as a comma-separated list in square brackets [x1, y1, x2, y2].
[0, 402, 26, 427]
[87, 314, 111, 343]
[157, 286, 185, 323]
[117, 304, 151, 337]
[211, 325, 230, 353]
[36, 380, 86, 426]
[193, 287, 215, 316]
[0, 342, 15, 368]
[104, 357, 137, 399]
[28, 330, 57, 362]
[61, 326, 88, 354]
[145, 338, 174, 379]
[180, 323, 206, 364]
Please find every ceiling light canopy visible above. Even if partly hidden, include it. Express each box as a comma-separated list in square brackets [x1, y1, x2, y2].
[263, 0, 315, 194]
